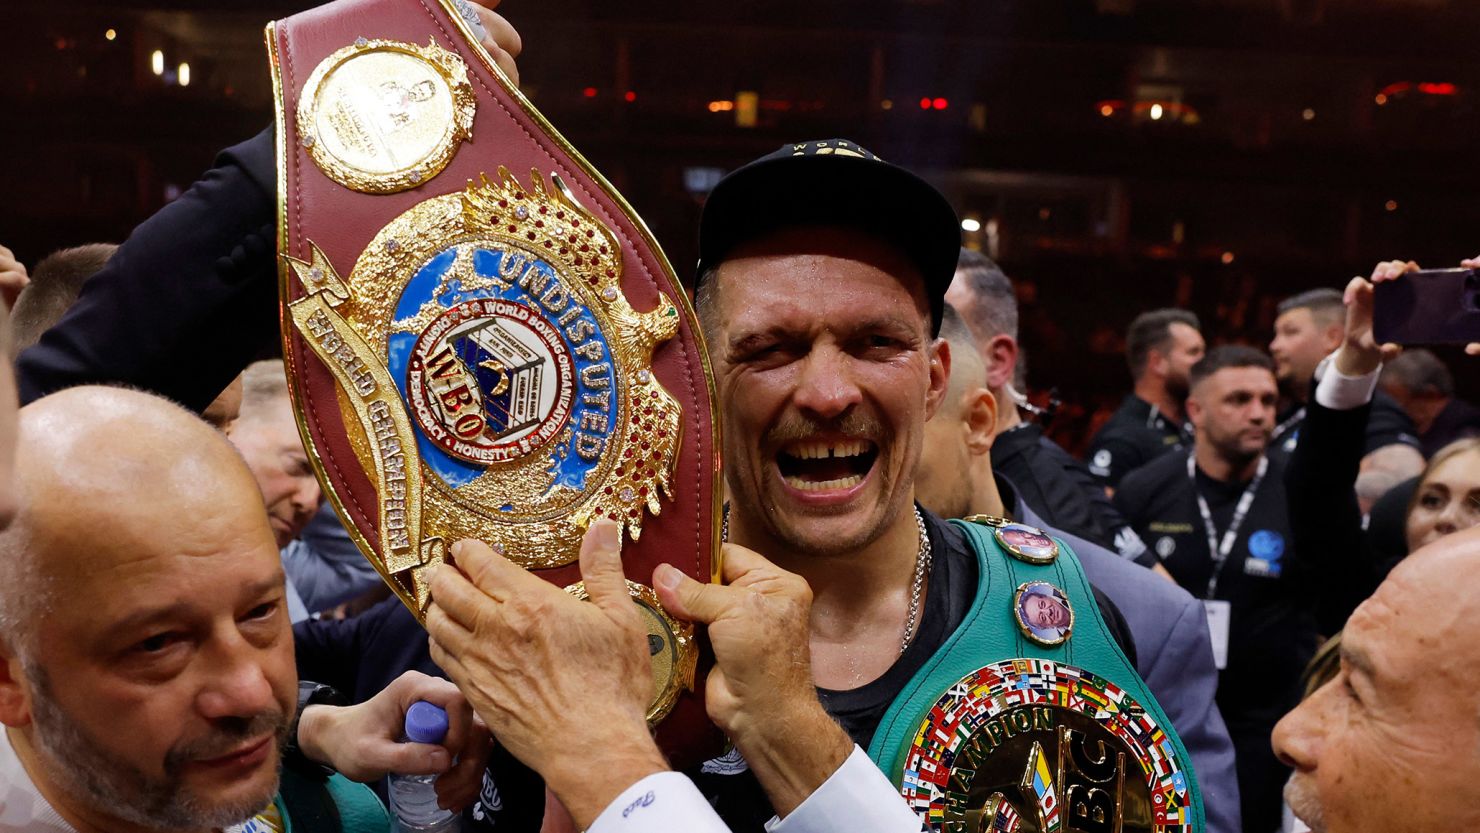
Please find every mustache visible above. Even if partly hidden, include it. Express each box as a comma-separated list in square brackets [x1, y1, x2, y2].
[164, 709, 290, 775]
[765, 412, 886, 448]
[1283, 773, 1326, 832]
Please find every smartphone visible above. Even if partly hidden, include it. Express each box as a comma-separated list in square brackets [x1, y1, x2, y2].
[1372, 268, 1480, 345]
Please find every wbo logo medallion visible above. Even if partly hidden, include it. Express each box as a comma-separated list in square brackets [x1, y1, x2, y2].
[286, 168, 685, 591]
[405, 296, 579, 464]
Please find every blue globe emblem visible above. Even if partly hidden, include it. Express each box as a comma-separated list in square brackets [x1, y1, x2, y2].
[388, 243, 617, 495]
[1247, 529, 1285, 562]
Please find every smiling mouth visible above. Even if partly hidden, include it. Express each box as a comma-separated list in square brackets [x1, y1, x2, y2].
[776, 440, 879, 491]
[193, 735, 274, 770]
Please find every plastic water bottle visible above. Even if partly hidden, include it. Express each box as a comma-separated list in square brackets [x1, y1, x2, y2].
[389, 702, 460, 832]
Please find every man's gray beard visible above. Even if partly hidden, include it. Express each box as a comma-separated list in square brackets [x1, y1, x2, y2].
[1284, 772, 1326, 832]
[26, 662, 286, 832]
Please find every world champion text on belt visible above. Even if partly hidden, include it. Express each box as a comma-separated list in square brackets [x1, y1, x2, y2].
[268, 0, 722, 754]
[285, 169, 683, 600]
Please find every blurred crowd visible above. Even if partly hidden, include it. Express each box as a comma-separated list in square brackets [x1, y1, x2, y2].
[2, 2, 1479, 833]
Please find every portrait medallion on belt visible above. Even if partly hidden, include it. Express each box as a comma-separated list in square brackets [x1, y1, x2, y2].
[1014, 581, 1074, 647]
[996, 523, 1061, 565]
[900, 659, 1196, 833]
[296, 37, 476, 193]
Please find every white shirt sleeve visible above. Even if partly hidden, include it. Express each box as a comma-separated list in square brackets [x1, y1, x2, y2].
[765, 746, 923, 833]
[1312, 352, 1381, 411]
[587, 771, 733, 833]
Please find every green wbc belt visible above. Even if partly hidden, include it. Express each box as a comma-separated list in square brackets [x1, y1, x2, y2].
[867, 518, 1204, 833]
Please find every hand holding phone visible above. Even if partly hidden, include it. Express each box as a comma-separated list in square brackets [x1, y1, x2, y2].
[1372, 267, 1480, 346]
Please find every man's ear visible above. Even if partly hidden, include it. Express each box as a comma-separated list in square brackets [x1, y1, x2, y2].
[0, 642, 34, 728]
[924, 338, 951, 422]
[1145, 347, 1169, 382]
[982, 335, 1019, 392]
[1185, 392, 1205, 430]
[1321, 319, 1345, 353]
[963, 387, 999, 457]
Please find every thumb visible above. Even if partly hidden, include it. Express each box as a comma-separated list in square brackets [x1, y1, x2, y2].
[579, 520, 631, 617]
[1343, 277, 1374, 331]
[353, 739, 451, 781]
[654, 563, 730, 625]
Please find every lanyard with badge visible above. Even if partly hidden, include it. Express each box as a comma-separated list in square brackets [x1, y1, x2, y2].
[1187, 452, 1268, 670]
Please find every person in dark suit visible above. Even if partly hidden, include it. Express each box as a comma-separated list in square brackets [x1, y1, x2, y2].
[945, 248, 1150, 560]
[15, 1, 524, 410]
[916, 304, 1242, 833]
[1268, 287, 1424, 510]
[1287, 274, 1480, 629]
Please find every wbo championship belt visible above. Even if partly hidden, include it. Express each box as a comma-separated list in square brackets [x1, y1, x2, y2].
[266, 0, 720, 759]
[868, 519, 1205, 833]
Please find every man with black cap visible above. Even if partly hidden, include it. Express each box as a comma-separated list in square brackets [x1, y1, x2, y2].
[685, 140, 1201, 831]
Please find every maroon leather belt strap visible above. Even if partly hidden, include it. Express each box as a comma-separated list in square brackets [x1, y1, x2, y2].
[267, 0, 720, 757]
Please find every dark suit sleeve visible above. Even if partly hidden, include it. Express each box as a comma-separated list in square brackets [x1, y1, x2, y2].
[1026, 438, 1147, 560]
[1284, 398, 1381, 632]
[1057, 448, 1147, 560]
[293, 608, 371, 698]
[17, 129, 279, 411]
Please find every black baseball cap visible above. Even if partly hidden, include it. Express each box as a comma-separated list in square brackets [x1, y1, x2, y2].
[696, 139, 961, 336]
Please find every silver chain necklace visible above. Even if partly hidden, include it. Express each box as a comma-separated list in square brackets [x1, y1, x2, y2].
[721, 504, 933, 655]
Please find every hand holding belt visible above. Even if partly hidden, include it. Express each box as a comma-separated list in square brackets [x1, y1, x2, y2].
[267, 0, 720, 764]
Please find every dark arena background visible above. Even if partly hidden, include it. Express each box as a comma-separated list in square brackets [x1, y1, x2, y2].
[7, 0, 1479, 451]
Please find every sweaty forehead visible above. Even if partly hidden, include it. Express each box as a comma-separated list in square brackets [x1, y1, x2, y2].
[714, 228, 930, 335]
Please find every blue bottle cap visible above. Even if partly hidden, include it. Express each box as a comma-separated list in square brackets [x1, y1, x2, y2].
[404, 701, 450, 744]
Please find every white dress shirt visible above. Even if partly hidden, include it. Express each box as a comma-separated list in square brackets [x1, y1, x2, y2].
[1312, 352, 1381, 412]
[0, 729, 77, 833]
[588, 745, 921, 833]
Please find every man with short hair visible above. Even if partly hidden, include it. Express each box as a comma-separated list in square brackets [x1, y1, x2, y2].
[1087, 308, 1204, 490]
[227, 359, 381, 622]
[0, 386, 486, 833]
[1379, 348, 1480, 458]
[916, 304, 1240, 833]
[1273, 526, 1480, 833]
[1114, 346, 1315, 833]
[228, 360, 322, 548]
[1269, 288, 1422, 506]
[8, 243, 117, 357]
[946, 249, 1148, 559]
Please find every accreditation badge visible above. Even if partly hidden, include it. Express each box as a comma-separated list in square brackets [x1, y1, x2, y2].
[267, 0, 719, 758]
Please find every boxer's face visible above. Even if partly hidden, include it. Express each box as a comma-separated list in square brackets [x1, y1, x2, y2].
[711, 226, 946, 558]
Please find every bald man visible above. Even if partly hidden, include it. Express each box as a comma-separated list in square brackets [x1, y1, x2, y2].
[1273, 525, 1480, 833]
[0, 387, 484, 833]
